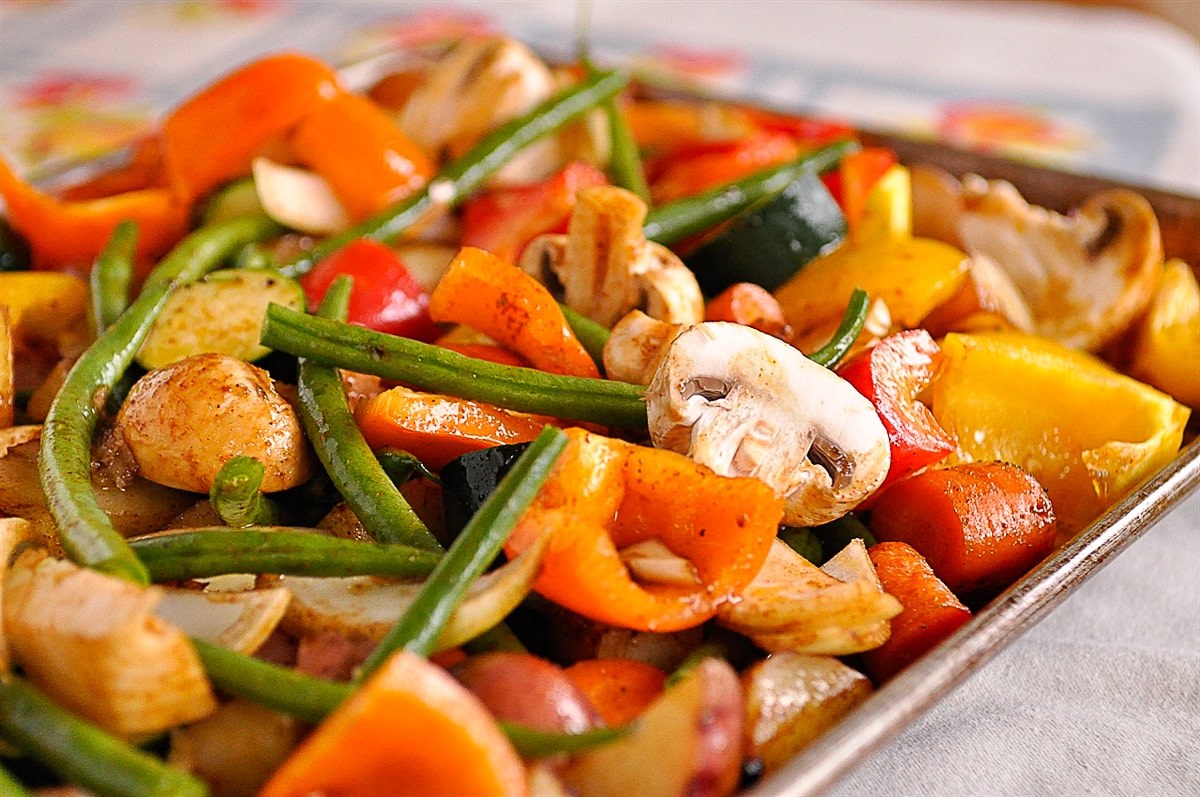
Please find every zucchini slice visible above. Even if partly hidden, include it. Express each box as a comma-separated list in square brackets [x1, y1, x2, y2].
[684, 170, 846, 295]
[200, 176, 264, 226]
[137, 268, 305, 369]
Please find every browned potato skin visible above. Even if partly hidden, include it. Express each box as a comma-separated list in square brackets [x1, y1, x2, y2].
[169, 699, 304, 797]
[742, 652, 873, 773]
[116, 353, 314, 493]
[563, 657, 744, 797]
[452, 651, 602, 734]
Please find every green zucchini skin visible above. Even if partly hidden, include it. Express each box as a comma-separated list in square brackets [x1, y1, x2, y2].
[684, 170, 846, 295]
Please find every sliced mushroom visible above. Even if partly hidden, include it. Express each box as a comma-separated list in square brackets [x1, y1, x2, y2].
[912, 167, 1162, 352]
[646, 322, 889, 526]
[521, 185, 704, 328]
[398, 36, 592, 186]
[602, 310, 683, 386]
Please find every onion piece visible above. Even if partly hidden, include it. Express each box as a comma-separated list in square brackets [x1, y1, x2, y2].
[276, 532, 548, 652]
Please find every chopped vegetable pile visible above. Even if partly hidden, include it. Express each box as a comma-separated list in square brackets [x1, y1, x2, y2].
[0, 32, 1195, 797]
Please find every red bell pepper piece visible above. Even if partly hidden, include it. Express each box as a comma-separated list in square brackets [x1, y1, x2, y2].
[459, 162, 607, 263]
[289, 91, 436, 221]
[837, 329, 955, 493]
[646, 130, 800, 204]
[821, 146, 897, 230]
[300, 238, 440, 341]
[160, 53, 341, 202]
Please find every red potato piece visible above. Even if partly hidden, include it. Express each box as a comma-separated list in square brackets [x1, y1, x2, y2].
[563, 657, 744, 797]
[453, 651, 602, 734]
[868, 461, 1057, 601]
[861, 542, 973, 683]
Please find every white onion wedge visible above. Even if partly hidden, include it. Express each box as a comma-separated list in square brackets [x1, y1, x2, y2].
[154, 586, 291, 655]
[252, 156, 351, 235]
[277, 532, 548, 651]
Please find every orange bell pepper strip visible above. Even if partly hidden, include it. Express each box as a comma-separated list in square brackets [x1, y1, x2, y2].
[260, 649, 528, 797]
[504, 428, 783, 633]
[289, 91, 436, 221]
[428, 247, 600, 378]
[0, 155, 187, 276]
[355, 385, 555, 471]
[160, 53, 340, 202]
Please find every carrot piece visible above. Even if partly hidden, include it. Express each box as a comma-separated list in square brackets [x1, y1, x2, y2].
[564, 658, 667, 727]
[428, 247, 600, 378]
[355, 385, 553, 471]
[504, 428, 783, 632]
[860, 542, 973, 683]
[868, 461, 1057, 600]
[290, 91, 436, 220]
[260, 650, 527, 797]
[160, 53, 340, 202]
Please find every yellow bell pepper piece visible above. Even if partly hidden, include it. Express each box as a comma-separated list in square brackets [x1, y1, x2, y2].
[773, 235, 970, 346]
[853, 163, 912, 243]
[0, 272, 91, 355]
[930, 331, 1190, 537]
[1128, 259, 1200, 409]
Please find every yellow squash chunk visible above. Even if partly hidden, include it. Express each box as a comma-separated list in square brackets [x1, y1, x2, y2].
[930, 331, 1190, 536]
[773, 236, 970, 350]
[1128, 259, 1200, 409]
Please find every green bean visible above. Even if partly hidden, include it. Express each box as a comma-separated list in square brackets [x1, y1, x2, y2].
[89, 219, 136, 334]
[357, 426, 568, 678]
[642, 139, 859, 247]
[0, 763, 31, 797]
[580, 56, 649, 202]
[281, 69, 628, 278]
[0, 674, 208, 797]
[559, 301, 611, 370]
[130, 528, 440, 582]
[780, 526, 824, 564]
[500, 721, 624, 758]
[806, 287, 869, 368]
[261, 304, 648, 428]
[39, 215, 282, 584]
[208, 456, 281, 527]
[190, 638, 347, 725]
[376, 447, 440, 485]
[296, 276, 441, 550]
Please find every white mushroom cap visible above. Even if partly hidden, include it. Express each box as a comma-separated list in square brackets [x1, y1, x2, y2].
[646, 322, 890, 526]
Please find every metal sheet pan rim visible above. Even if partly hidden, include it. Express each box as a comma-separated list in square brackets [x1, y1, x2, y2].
[748, 437, 1200, 797]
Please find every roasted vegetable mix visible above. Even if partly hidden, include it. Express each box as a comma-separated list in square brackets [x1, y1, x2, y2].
[0, 33, 1194, 797]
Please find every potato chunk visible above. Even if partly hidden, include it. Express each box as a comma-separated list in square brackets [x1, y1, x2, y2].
[116, 353, 314, 493]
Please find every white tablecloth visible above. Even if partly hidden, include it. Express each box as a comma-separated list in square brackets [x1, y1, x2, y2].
[2, 1, 1197, 795]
